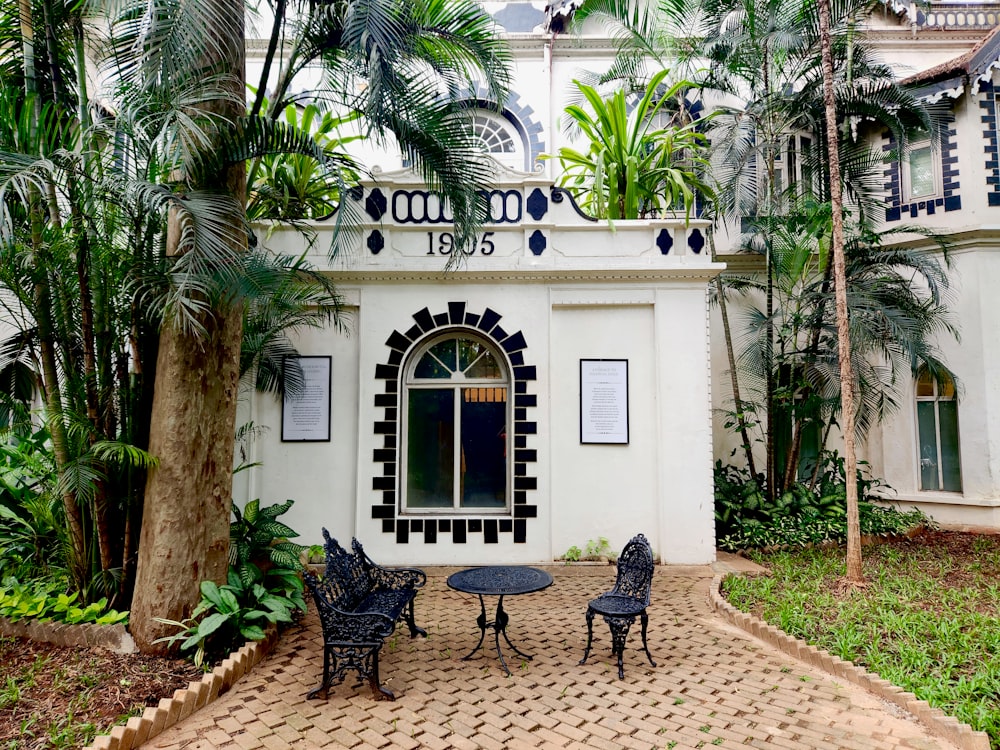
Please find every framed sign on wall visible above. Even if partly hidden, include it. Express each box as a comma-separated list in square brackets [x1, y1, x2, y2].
[580, 359, 629, 444]
[281, 356, 332, 442]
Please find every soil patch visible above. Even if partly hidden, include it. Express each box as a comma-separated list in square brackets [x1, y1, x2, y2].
[0, 636, 203, 749]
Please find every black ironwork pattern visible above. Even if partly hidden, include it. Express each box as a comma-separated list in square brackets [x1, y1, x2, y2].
[447, 565, 553, 596]
[447, 565, 554, 675]
[579, 533, 657, 680]
[303, 530, 427, 701]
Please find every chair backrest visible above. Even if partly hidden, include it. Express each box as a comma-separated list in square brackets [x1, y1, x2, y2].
[319, 528, 370, 609]
[611, 533, 654, 605]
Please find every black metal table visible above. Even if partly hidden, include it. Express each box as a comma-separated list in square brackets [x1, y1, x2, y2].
[446, 565, 554, 675]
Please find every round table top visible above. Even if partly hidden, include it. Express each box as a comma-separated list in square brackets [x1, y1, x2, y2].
[446, 566, 554, 596]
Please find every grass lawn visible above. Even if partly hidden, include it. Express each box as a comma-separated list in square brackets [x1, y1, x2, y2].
[720, 530, 1000, 747]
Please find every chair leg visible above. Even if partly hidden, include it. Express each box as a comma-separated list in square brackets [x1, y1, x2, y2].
[368, 649, 395, 701]
[640, 611, 656, 667]
[307, 646, 332, 699]
[579, 608, 596, 665]
[606, 616, 635, 680]
[405, 598, 428, 638]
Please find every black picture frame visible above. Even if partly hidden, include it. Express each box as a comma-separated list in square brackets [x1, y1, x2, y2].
[281, 355, 332, 442]
[579, 358, 629, 444]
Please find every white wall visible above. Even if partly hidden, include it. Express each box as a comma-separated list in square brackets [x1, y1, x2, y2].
[550, 302, 659, 559]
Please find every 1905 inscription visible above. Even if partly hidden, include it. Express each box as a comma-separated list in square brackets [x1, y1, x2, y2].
[427, 231, 496, 255]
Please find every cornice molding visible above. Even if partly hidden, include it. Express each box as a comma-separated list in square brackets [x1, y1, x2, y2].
[322, 267, 725, 284]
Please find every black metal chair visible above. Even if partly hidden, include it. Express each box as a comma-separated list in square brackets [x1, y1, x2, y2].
[579, 533, 656, 679]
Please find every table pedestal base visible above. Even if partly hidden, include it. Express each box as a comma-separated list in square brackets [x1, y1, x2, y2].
[460, 594, 533, 675]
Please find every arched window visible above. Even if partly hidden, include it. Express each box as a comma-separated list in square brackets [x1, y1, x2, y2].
[471, 111, 526, 170]
[915, 367, 962, 492]
[402, 331, 510, 513]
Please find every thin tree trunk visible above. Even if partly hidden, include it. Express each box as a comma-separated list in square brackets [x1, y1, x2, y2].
[20, 0, 89, 591]
[761, 48, 778, 501]
[31, 200, 89, 592]
[248, 0, 286, 119]
[709, 230, 757, 477]
[817, 0, 863, 583]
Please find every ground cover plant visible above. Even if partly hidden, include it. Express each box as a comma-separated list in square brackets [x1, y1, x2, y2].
[721, 530, 1000, 745]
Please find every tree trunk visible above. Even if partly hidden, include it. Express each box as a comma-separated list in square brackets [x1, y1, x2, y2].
[817, 0, 863, 583]
[129, 0, 247, 653]
[129, 311, 243, 652]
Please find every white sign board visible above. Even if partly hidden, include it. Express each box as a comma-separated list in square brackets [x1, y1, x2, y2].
[580, 359, 629, 444]
[281, 356, 331, 442]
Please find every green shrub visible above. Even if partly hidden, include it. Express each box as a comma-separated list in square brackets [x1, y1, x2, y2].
[0, 578, 128, 625]
[229, 499, 307, 584]
[156, 499, 308, 666]
[715, 452, 925, 552]
[154, 566, 304, 667]
[0, 428, 66, 582]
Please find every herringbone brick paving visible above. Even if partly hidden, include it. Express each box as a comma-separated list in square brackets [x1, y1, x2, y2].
[146, 565, 958, 750]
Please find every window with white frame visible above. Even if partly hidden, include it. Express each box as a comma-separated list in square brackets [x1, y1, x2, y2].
[755, 132, 816, 214]
[903, 131, 940, 202]
[915, 367, 962, 492]
[471, 111, 525, 170]
[402, 332, 510, 513]
[774, 132, 815, 200]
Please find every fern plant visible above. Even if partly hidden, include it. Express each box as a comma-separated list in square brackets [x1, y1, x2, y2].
[229, 499, 306, 585]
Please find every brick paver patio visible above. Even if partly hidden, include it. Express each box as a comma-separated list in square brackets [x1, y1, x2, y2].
[144, 563, 960, 750]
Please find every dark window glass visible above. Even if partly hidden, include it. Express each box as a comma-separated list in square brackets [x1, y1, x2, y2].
[406, 389, 454, 508]
[916, 369, 961, 492]
[404, 333, 510, 512]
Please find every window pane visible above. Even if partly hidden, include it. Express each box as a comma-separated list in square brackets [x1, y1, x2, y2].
[458, 338, 486, 372]
[459, 388, 507, 508]
[414, 351, 451, 379]
[938, 401, 962, 492]
[406, 389, 454, 507]
[473, 115, 516, 154]
[917, 401, 939, 490]
[909, 145, 935, 198]
[414, 340, 456, 379]
[464, 349, 502, 379]
[938, 375, 956, 399]
[915, 368, 934, 397]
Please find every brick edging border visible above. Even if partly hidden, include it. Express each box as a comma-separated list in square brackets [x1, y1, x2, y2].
[0, 616, 135, 653]
[81, 625, 281, 750]
[709, 574, 992, 750]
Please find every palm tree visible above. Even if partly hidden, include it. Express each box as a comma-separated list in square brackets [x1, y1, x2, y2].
[101, 0, 513, 651]
[570, 0, 950, 508]
[1, 0, 512, 650]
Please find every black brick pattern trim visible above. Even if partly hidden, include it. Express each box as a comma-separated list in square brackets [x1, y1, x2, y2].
[372, 304, 538, 545]
[883, 109, 961, 222]
[980, 83, 1000, 207]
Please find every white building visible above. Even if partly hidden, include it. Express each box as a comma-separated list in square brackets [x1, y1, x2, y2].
[237, 2, 1000, 565]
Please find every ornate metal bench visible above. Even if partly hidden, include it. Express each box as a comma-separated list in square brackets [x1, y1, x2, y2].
[579, 533, 657, 679]
[303, 530, 427, 700]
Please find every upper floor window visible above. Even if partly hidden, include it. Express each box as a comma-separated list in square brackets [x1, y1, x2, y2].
[903, 130, 940, 202]
[402, 332, 510, 514]
[771, 132, 815, 203]
[916, 367, 961, 492]
[750, 131, 816, 216]
[470, 110, 526, 170]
